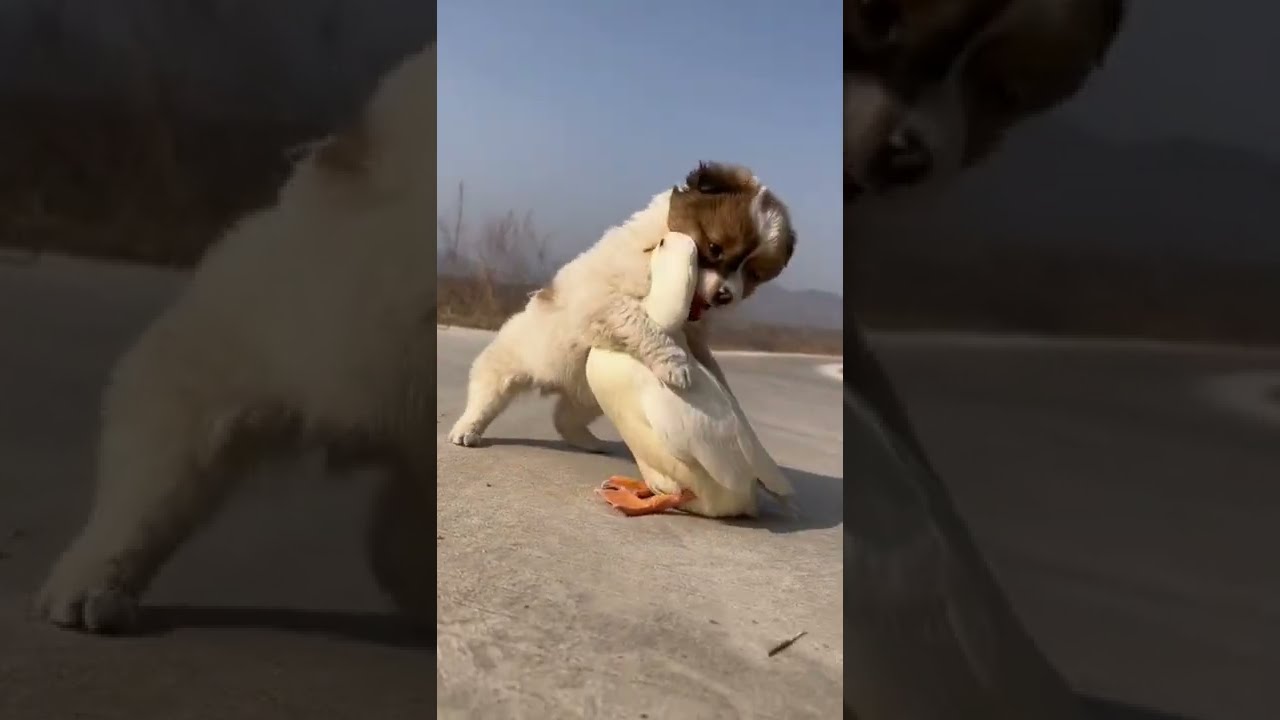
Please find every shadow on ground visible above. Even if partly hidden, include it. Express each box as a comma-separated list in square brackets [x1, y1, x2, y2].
[481, 437, 629, 455]
[133, 605, 431, 650]
[1082, 696, 1200, 720]
[723, 467, 844, 534]
[468, 438, 843, 533]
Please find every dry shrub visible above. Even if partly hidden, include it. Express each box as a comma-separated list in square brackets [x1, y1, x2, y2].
[711, 323, 843, 356]
[0, 79, 841, 354]
[0, 94, 314, 266]
[436, 188, 843, 354]
[0, 19, 335, 267]
[436, 182, 552, 328]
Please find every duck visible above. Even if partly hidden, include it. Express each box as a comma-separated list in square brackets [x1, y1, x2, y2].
[584, 231, 795, 518]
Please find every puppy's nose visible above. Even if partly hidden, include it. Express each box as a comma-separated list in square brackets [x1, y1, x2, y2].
[712, 286, 734, 306]
[871, 127, 932, 188]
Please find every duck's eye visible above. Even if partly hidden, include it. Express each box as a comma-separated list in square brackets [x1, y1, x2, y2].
[707, 242, 723, 260]
[658, 239, 665, 248]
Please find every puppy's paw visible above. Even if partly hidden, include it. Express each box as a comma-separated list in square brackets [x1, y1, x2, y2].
[447, 421, 484, 448]
[34, 564, 140, 634]
[652, 350, 692, 389]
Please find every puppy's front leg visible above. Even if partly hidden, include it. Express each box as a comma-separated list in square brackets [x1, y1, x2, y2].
[592, 295, 691, 389]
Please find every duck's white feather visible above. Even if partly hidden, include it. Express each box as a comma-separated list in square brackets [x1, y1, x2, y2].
[723, 390, 795, 497]
[640, 366, 756, 496]
[585, 231, 794, 517]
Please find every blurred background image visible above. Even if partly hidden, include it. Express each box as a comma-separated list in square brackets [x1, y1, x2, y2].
[853, 0, 1280, 345]
[0, 4, 436, 718]
[0, 0, 432, 267]
[847, 3, 1280, 718]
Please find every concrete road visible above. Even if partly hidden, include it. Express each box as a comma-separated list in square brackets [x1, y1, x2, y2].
[874, 334, 1280, 720]
[0, 258, 435, 719]
[435, 326, 844, 719]
[1, 257, 1279, 719]
[0, 257, 842, 720]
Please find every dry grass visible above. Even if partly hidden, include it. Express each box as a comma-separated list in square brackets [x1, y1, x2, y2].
[435, 182, 552, 328]
[855, 240, 1280, 347]
[15, 90, 1274, 350]
[0, 89, 323, 268]
[434, 187, 844, 355]
[5, 81, 1277, 349]
[704, 323, 843, 356]
[0, 18, 351, 268]
[0, 91, 841, 355]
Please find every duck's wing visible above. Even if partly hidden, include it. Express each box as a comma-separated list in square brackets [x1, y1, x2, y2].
[728, 397, 795, 498]
[686, 367, 795, 498]
[641, 378, 758, 495]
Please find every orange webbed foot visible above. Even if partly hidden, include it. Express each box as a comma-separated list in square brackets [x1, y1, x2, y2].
[596, 476, 696, 517]
[601, 475, 652, 496]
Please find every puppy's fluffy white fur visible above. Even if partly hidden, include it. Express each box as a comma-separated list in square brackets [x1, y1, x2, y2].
[448, 190, 730, 451]
[35, 44, 437, 631]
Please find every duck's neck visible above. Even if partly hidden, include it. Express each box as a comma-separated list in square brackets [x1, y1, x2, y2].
[644, 264, 696, 334]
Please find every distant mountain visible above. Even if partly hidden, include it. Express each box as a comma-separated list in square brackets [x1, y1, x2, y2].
[438, 247, 845, 332]
[851, 120, 1280, 344]
[735, 284, 844, 330]
[855, 120, 1280, 268]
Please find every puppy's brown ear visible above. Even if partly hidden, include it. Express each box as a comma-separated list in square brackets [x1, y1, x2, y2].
[682, 161, 759, 195]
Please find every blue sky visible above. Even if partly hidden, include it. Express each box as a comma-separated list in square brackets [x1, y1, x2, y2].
[437, 0, 843, 293]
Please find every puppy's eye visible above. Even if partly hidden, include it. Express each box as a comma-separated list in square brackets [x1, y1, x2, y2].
[658, 239, 665, 248]
[707, 243, 723, 260]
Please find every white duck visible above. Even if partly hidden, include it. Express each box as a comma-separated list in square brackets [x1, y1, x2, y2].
[585, 231, 795, 518]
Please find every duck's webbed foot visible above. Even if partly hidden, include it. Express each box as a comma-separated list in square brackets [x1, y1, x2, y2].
[596, 476, 695, 516]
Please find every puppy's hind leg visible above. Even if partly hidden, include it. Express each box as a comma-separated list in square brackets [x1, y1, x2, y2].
[553, 394, 607, 453]
[447, 351, 531, 447]
[35, 354, 252, 633]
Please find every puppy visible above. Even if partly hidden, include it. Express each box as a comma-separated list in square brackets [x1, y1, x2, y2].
[34, 43, 437, 632]
[447, 162, 796, 450]
[844, 0, 1125, 200]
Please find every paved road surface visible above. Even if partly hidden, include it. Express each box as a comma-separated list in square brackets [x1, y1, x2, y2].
[874, 333, 1280, 720]
[1, 257, 1278, 719]
[0, 258, 435, 719]
[435, 326, 843, 719]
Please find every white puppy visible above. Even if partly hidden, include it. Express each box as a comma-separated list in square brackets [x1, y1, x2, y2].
[447, 162, 797, 450]
[34, 43, 437, 632]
